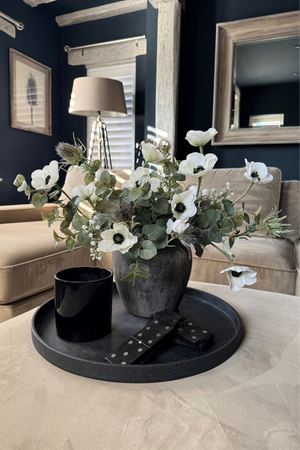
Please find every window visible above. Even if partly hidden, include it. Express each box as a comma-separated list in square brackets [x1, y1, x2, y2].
[86, 62, 136, 169]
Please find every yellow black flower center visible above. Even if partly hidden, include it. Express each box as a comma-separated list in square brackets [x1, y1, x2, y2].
[175, 202, 186, 213]
[113, 233, 125, 245]
[193, 165, 205, 174]
[45, 175, 51, 185]
[231, 270, 242, 277]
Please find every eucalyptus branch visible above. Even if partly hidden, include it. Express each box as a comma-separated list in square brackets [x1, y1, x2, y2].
[54, 184, 82, 215]
[211, 242, 235, 266]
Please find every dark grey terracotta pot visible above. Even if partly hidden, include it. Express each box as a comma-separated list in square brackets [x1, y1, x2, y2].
[113, 246, 192, 318]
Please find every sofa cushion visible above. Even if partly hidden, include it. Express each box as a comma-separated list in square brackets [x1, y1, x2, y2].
[279, 180, 300, 242]
[0, 221, 94, 304]
[0, 204, 55, 224]
[190, 236, 296, 295]
[184, 167, 282, 237]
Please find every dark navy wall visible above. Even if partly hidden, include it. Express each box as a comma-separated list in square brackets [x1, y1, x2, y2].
[0, 2, 155, 205]
[0, 0, 61, 205]
[177, 0, 300, 180]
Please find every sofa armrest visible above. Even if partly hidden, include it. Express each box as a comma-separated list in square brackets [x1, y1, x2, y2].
[295, 240, 300, 297]
[0, 204, 55, 224]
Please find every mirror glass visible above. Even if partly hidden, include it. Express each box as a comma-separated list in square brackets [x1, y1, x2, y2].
[231, 36, 300, 130]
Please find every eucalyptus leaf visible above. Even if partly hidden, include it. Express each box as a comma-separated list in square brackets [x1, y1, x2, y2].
[100, 170, 111, 185]
[135, 271, 150, 279]
[208, 224, 222, 243]
[121, 272, 135, 281]
[63, 229, 75, 237]
[53, 230, 65, 242]
[84, 173, 95, 185]
[137, 263, 150, 273]
[66, 237, 75, 251]
[243, 213, 250, 224]
[219, 217, 234, 234]
[140, 240, 157, 260]
[32, 193, 48, 209]
[72, 214, 87, 231]
[77, 232, 91, 247]
[134, 211, 152, 225]
[142, 224, 163, 240]
[200, 199, 212, 211]
[152, 230, 168, 249]
[232, 215, 244, 227]
[13, 174, 25, 186]
[222, 199, 235, 216]
[129, 187, 142, 202]
[95, 199, 113, 213]
[172, 173, 186, 181]
[152, 197, 169, 215]
[164, 160, 177, 175]
[123, 252, 138, 262]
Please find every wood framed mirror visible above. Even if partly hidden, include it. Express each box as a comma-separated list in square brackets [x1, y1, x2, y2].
[212, 10, 300, 145]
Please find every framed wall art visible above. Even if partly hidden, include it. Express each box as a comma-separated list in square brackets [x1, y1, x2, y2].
[10, 49, 52, 136]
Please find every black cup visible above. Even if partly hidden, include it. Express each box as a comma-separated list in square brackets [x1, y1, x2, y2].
[54, 267, 113, 342]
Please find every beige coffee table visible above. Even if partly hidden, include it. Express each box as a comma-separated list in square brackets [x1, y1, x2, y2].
[0, 282, 299, 450]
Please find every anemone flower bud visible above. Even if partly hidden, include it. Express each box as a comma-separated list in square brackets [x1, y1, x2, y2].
[185, 128, 218, 147]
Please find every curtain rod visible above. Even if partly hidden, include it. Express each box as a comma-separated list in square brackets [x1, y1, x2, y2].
[0, 11, 24, 31]
[64, 34, 146, 53]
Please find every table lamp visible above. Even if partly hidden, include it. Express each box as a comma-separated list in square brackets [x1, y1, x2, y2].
[68, 77, 127, 168]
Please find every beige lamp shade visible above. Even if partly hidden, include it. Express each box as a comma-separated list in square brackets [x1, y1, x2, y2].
[68, 77, 127, 117]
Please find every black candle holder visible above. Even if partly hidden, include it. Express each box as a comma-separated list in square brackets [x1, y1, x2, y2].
[54, 267, 113, 342]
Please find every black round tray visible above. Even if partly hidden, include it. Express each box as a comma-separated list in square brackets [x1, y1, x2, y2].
[31, 286, 243, 383]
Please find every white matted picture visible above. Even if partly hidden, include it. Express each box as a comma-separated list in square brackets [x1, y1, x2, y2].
[10, 49, 52, 136]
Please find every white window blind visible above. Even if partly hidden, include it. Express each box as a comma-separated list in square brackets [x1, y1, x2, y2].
[86, 62, 136, 169]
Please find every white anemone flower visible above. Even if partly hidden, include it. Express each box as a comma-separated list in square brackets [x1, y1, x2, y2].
[167, 219, 190, 235]
[31, 160, 59, 190]
[179, 152, 218, 178]
[122, 167, 160, 192]
[220, 265, 257, 291]
[185, 128, 218, 147]
[244, 159, 273, 184]
[71, 183, 94, 201]
[171, 190, 197, 221]
[97, 223, 138, 254]
[141, 143, 164, 164]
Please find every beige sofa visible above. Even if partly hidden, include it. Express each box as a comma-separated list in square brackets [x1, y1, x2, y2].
[0, 166, 299, 323]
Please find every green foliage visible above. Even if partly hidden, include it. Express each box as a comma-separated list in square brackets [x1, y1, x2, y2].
[77, 232, 91, 247]
[13, 135, 291, 285]
[32, 193, 48, 209]
[140, 240, 157, 260]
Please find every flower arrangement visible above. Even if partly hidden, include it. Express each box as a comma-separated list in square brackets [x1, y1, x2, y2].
[14, 128, 291, 291]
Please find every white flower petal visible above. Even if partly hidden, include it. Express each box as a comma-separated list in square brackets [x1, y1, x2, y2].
[185, 128, 218, 147]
